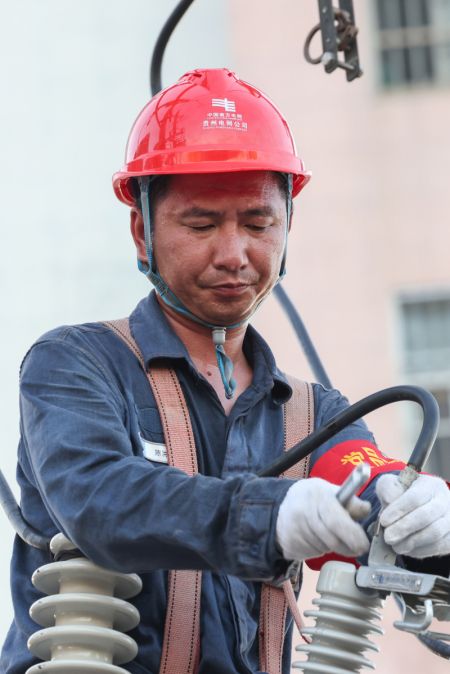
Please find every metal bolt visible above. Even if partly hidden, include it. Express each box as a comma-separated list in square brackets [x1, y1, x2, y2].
[322, 52, 335, 66]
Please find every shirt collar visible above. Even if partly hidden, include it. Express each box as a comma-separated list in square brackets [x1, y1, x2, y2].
[129, 291, 292, 405]
[130, 291, 191, 363]
[244, 323, 292, 405]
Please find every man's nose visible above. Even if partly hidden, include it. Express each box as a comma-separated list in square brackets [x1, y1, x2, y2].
[212, 225, 248, 271]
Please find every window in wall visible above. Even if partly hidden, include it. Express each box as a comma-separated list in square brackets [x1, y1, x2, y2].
[375, 0, 450, 87]
[399, 294, 450, 480]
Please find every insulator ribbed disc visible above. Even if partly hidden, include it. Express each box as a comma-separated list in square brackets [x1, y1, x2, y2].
[303, 609, 384, 635]
[295, 643, 375, 669]
[31, 559, 142, 598]
[313, 595, 383, 620]
[299, 626, 379, 652]
[30, 593, 140, 631]
[28, 625, 138, 665]
[292, 661, 370, 674]
[26, 660, 131, 674]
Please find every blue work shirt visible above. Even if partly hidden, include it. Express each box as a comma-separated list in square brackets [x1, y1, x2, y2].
[1, 291, 375, 674]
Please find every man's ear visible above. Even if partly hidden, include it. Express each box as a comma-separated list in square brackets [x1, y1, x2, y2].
[130, 208, 147, 263]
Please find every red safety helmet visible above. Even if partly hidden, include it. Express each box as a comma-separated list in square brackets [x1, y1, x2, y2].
[113, 68, 310, 206]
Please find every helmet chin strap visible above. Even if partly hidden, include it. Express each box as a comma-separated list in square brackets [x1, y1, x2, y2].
[137, 174, 293, 400]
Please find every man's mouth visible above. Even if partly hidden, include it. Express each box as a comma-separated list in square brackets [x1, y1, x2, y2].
[208, 283, 252, 297]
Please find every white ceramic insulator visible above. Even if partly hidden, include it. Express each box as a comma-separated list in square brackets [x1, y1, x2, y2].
[26, 534, 142, 674]
[293, 561, 384, 674]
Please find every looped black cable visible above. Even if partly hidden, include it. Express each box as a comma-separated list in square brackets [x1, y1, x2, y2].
[303, 23, 323, 65]
[258, 385, 439, 477]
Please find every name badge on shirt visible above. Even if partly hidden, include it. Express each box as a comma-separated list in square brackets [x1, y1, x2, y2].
[140, 434, 169, 464]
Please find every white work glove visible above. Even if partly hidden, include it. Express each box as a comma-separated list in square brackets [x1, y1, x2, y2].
[376, 473, 450, 558]
[276, 477, 371, 561]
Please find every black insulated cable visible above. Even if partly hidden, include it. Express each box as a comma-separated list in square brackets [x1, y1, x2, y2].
[258, 385, 439, 477]
[274, 284, 332, 389]
[150, 0, 196, 96]
[418, 632, 450, 660]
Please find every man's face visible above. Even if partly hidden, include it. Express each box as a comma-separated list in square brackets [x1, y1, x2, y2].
[133, 171, 288, 326]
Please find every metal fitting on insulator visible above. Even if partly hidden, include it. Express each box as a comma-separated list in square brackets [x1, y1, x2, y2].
[293, 561, 383, 673]
[26, 533, 142, 674]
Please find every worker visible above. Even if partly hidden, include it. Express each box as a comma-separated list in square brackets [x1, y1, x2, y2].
[2, 68, 449, 674]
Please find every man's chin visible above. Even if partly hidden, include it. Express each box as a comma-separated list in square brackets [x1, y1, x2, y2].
[193, 298, 256, 327]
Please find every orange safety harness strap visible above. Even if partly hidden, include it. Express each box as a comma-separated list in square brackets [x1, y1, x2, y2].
[259, 376, 314, 674]
[104, 319, 313, 674]
[104, 319, 201, 674]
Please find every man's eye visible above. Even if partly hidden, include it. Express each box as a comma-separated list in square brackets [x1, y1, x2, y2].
[246, 223, 270, 232]
[188, 223, 214, 231]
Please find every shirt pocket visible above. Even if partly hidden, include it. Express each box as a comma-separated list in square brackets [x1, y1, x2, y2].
[134, 404, 168, 464]
[134, 404, 164, 443]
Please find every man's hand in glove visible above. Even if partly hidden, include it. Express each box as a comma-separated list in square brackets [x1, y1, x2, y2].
[376, 473, 450, 558]
[276, 477, 371, 562]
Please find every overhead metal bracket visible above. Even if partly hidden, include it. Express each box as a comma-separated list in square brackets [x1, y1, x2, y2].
[304, 0, 363, 81]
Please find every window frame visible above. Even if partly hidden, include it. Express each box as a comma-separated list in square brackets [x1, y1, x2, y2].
[374, 0, 450, 89]
[395, 288, 450, 480]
